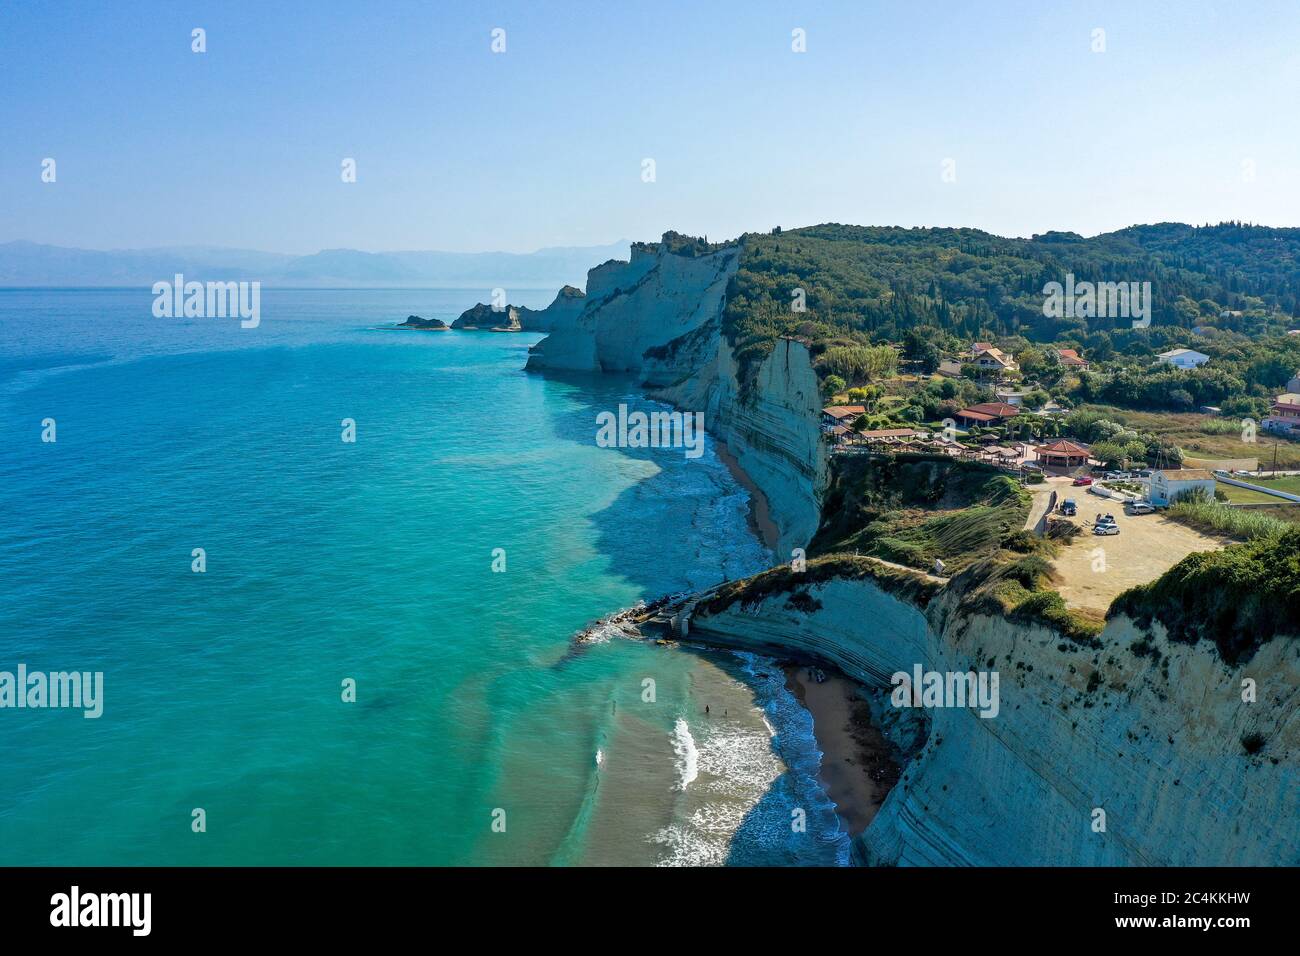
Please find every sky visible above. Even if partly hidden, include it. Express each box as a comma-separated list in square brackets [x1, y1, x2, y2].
[3, 0, 1300, 254]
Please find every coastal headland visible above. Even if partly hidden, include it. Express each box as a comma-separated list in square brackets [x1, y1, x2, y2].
[527, 228, 1300, 866]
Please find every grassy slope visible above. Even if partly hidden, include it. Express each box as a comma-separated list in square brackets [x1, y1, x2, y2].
[701, 454, 1104, 642]
[1111, 528, 1300, 664]
[1079, 404, 1300, 469]
[703, 453, 1300, 656]
[1217, 483, 1293, 505]
[811, 454, 1030, 574]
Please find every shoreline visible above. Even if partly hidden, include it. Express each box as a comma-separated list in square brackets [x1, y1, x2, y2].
[783, 663, 899, 838]
[714, 438, 781, 555]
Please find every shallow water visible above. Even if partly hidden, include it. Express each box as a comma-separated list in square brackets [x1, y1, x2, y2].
[0, 288, 848, 865]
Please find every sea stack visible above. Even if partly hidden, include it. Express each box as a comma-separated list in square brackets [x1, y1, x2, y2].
[451, 303, 523, 332]
[451, 286, 587, 333]
[396, 314, 449, 330]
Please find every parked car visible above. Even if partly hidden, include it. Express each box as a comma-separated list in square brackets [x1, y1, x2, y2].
[1134, 470, 1152, 479]
[1125, 501, 1155, 515]
[1060, 499, 1077, 516]
[1093, 523, 1120, 535]
[1072, 476, 1093, 486]
[1103, 471, 1124, 480]
[1096, 513, 1117, 525]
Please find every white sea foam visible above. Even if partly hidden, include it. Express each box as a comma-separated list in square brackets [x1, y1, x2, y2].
[652, 668, 795, 866]
[670, 718, 699, 791]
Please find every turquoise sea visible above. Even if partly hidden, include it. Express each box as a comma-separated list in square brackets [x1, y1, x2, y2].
[0, 288, 850, 866]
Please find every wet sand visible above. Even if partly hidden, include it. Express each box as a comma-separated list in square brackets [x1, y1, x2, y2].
[714, 439, 781, 554]
[784, 664, 899, 836]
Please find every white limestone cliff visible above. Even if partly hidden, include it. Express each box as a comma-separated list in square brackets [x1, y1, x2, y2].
[527, 239, 827, 557]
[690, 576, 1300, 866]
[523, 234, 1297, 867]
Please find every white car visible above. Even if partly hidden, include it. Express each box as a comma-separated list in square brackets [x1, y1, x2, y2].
[1125, 502, 1155, 515]
[1093, 523, 1120, 535]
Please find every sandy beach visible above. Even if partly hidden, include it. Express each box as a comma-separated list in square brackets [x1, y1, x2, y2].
[714, 438, 781, 554]
[784, 664, 899, 836]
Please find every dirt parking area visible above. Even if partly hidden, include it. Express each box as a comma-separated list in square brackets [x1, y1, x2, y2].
[1044, 479, 1228, 614]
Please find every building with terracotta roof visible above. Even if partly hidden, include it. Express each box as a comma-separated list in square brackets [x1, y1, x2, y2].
[1056, 348, 1088, 369]
[821, 405, 867, 428]
[956, 402, 1020, 426]
[1263, 393, 1300, 435]
[859, 428, 920, 440]
[1034, 438, 1091, 468]
[971, 346, 1018, 376]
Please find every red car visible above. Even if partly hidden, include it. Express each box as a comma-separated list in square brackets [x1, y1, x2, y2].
[1072, 476, 1094, 486]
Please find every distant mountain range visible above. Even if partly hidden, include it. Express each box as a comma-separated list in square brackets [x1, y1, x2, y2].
[0, 240, 632, 289]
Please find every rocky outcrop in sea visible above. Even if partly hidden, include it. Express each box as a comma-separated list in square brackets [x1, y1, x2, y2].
[452, 285, 587, 332]
[396, 314, 448, 330]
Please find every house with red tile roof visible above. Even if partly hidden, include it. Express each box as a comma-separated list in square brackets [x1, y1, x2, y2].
[956, 402, 1020, 426]
[821, 405, 867, 426]
[1056, 348, 1088, 369]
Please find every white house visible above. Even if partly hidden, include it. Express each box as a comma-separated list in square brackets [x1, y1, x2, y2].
[971, 346, 1018, 375]
[1149, 469, 1216, 506]
[1155, 348, 1210, 370]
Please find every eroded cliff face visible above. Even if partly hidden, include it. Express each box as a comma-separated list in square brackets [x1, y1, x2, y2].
[524, 285, 585, 333]
[453, 285, 586, 332]
[690, 577, 1300, 866]
[527, 244, 738, 372]
[527, 240, 826, 557]
[666, 336, 827, 560]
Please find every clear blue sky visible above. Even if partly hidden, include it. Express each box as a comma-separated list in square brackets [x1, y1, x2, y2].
[3, 0, 1299, 253]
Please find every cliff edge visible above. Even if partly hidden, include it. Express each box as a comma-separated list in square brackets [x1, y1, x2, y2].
[689, 566, 1298, 866]
[526, 235, 825, 557]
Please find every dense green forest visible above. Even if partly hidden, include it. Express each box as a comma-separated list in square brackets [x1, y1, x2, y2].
[719, 222, 1300, 393]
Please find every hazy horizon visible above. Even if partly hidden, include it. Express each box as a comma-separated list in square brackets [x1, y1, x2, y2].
[5, 0, 1299, 254]
[6, 216, 1298, 259]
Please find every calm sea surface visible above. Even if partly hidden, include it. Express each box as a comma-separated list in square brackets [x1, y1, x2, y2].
[0, 288, 848, 865]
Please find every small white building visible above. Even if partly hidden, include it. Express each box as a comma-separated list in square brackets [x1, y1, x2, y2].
[1149, 469, 1216, 506]
[1155, 348, 1210, 370]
